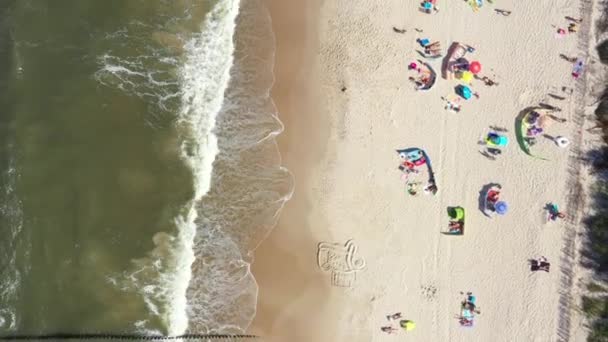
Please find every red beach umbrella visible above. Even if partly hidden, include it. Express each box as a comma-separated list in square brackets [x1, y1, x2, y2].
[469, 61, 481, 74]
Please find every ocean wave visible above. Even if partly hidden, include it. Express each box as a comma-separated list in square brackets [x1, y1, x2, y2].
[184, 0, 293, 334]
[91, 0, 293, 334]
[174, 0, 243, 335]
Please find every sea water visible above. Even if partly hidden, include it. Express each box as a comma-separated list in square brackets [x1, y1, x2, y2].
[0, 0, 290, 335]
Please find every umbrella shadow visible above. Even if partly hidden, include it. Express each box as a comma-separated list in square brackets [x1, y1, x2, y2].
[479, 183, 500, 218]
[416, 50, 443, 60]
[542, 133, 555, 141]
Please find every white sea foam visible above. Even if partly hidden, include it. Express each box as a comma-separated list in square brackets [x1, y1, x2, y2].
[182, 0, 294, 334]
[171, 0, 242, 335]
[92, 0, 291, 334]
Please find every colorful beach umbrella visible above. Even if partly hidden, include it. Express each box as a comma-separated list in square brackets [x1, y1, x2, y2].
[469, 61, 482, 74]
[461, 71, 474, 83]
[400, 320, 416, 331]
[457, 85, 472, 100]
[495, 201, 508, 215]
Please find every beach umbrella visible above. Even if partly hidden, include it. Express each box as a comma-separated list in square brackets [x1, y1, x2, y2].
[461, 71, 474, 83]
[400, 320, 416, 331]
[457, 85, 472, 100]
[469, 61, 482, 74]
[423, 1, 432, 9]
[555, 136, 570, 148]
[495, 201, 508, 215]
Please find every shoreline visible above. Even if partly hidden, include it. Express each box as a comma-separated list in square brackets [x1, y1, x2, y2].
[248, 0, 335, 341]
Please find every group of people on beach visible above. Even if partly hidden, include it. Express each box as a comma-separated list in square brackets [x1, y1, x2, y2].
[380, 312, 416, 334]
[383, 2, 579, 334]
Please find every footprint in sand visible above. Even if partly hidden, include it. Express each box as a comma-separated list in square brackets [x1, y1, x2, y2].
[420, 284, 438, 301]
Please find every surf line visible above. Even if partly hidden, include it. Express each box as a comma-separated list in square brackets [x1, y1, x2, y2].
[0, 333, 259, 340]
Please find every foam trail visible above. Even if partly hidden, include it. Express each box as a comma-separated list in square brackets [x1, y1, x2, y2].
[172, 0, 241, 335]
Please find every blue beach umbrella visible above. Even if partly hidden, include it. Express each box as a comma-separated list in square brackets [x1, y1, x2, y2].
[423, 1, 433, 9]
[457, 85, 472, 100]
[495, 201, 508, 215]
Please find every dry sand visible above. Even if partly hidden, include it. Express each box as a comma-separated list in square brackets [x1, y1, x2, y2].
[250, 0, 599, 341]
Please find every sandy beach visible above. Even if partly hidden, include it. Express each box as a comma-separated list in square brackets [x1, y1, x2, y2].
[250, 0, 600, 341]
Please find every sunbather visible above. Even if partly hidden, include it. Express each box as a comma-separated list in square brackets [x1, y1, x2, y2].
[448, 221, 463, 233]
[381, 326, 398, 334]
[481, 76, 498, 86]
[531, 257, 550, 272]
[487, 190, 500, 205]
[386, 312, 402, 321]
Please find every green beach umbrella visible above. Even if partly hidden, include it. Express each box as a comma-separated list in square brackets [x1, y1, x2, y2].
[400, 320, 416, 331]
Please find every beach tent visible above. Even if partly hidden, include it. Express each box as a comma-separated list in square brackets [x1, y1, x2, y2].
[456, 85, 472, 100]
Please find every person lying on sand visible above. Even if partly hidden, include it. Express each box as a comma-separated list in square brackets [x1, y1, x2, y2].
[386, 312, 402, 321]
[495, 9, 512, 16]
[568, 23, 579, 33]
[481, 76, 498, 86]
[441, 96, 461, 113]
[448, 221, 462, 233]
[381, 326, 398, 334]
[531, 257, 550, 272]
[392, 27, 406, 34]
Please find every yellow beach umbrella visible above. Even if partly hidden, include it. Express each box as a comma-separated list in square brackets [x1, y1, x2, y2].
[400, 320, 416, 331]
[461, 71, 474, 83]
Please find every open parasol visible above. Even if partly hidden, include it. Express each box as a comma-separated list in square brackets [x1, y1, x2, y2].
[495, 201, 508, 215]
[400, 320, 416, 331]
[469, 61, 482, 74]
[461, 71, 474, 83]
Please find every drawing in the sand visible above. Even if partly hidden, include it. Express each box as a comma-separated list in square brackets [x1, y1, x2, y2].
[317, 239, 366, 287]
